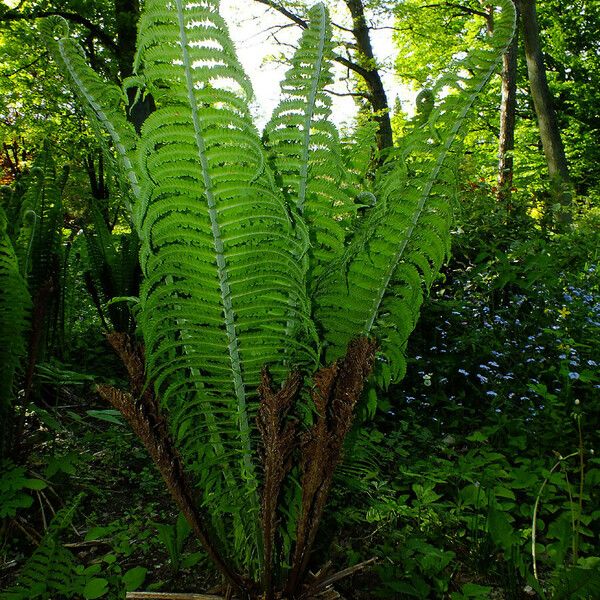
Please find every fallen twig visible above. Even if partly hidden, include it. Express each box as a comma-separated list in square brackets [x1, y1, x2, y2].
[126, 594, 224, 600]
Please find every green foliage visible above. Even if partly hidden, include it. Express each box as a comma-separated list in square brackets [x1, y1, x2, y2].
[0, 205, 31, 459]
[315, 2, 516, 381]
[0, 461, 46, 519]
[40, 0, 515, 587]
[393, 0, 489, 89]
[153, 512, 201, 573]
[0, 495, 121, 600]
[82, 203, 140, 333]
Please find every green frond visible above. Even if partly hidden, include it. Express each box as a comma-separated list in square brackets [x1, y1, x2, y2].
[0, 496, 84, 600]
[264, 3, 354, 287]
[315, 0, 516, 383]
[41, 17, 141, 220]
[0, 206, 31, 460]
[133, 0, 317, 570]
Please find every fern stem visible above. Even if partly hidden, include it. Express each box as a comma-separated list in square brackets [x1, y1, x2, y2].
[297, 3, 327, 215]
[56, 39, 141, 210]
[174, 0, 261, 568]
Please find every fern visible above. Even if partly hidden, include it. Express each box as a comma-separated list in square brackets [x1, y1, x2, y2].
[16, 146, 63, 296]
[314, 0, 516, 382]
[82, 203, 140, 333]
[44, 0, 318, 574]
[263, 3, 353, 287]
[13, 144, 66, 359]
[0, 496, 84, 600]
[0, 206, 31, 460]
[43, 0, 516, 592]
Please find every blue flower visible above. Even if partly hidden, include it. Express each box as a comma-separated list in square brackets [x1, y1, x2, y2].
[568, 372, 580, 380]
[477, 374, 488, 384]
[486, 391, 498, 397]
[458, 368, 469, 376]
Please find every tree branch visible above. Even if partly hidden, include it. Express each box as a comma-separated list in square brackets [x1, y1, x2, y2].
[0, 9, 118, 54]
[1, 53, 47, 78]
[422, 2, 491, 21]
[253, 0, 308, 29]
[325, 87, 371, 100]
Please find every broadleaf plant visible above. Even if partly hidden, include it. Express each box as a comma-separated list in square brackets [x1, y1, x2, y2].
[42, 1, 516, 597]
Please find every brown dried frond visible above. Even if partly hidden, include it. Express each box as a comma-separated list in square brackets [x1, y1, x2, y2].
[287, 338, 377, 596]
[105, 332, 147, 399]
[257, 368, 303, 600]
[97, 337, 245, 593]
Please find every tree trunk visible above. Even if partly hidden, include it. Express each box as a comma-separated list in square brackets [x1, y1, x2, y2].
[519, 0, 571, 205]
[344, 0, 394, 151]
[114, 0, 154, 131]
[497, 10, 519, 205]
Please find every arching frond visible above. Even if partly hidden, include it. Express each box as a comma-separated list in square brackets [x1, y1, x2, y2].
[0, 206, 31, 460]
[264, 3, 354, 288]
[315, 0, 516, 383]
[40, 17, 141, 220]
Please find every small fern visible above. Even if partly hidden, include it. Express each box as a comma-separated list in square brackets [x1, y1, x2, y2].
[14, 144, 66, 359]
[0, 496, 83, 600]
[16, 146, 64, 294]
[82, 203, 140, 333]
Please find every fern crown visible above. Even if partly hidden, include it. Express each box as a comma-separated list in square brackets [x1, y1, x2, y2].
[42, 0, 516, 575]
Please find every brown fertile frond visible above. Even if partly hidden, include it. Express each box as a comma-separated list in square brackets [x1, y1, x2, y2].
[287, 337, 377, 596]
[105, 331, 147, 398]
[257, 368, 303, 600]
[97, 337, 246, 593]
[329, 337, 377, 445]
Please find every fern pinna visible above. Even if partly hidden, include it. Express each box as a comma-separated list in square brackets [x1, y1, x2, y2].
[0, 206, 31, 461]
[43, 0, 515, 597]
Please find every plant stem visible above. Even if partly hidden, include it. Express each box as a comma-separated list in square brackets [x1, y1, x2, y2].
[531, 451, 578, 581]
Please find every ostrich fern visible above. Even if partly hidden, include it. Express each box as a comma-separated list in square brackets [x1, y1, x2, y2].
[0, 206, 31, 461]
[42, 1, 515, 597]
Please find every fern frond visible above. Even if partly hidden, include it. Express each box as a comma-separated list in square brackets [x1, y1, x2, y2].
[264, 3, 354, 287]
[133, 0, 316, 570]
[315, 0, 516, 382]
[41, 17, 141, 220]
[0, 496, 85, 600]
[83, 204, 140, 332]
[0, 206, 31, 460]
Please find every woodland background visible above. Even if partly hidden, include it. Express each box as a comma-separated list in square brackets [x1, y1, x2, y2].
[0, 0, 599, 598]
